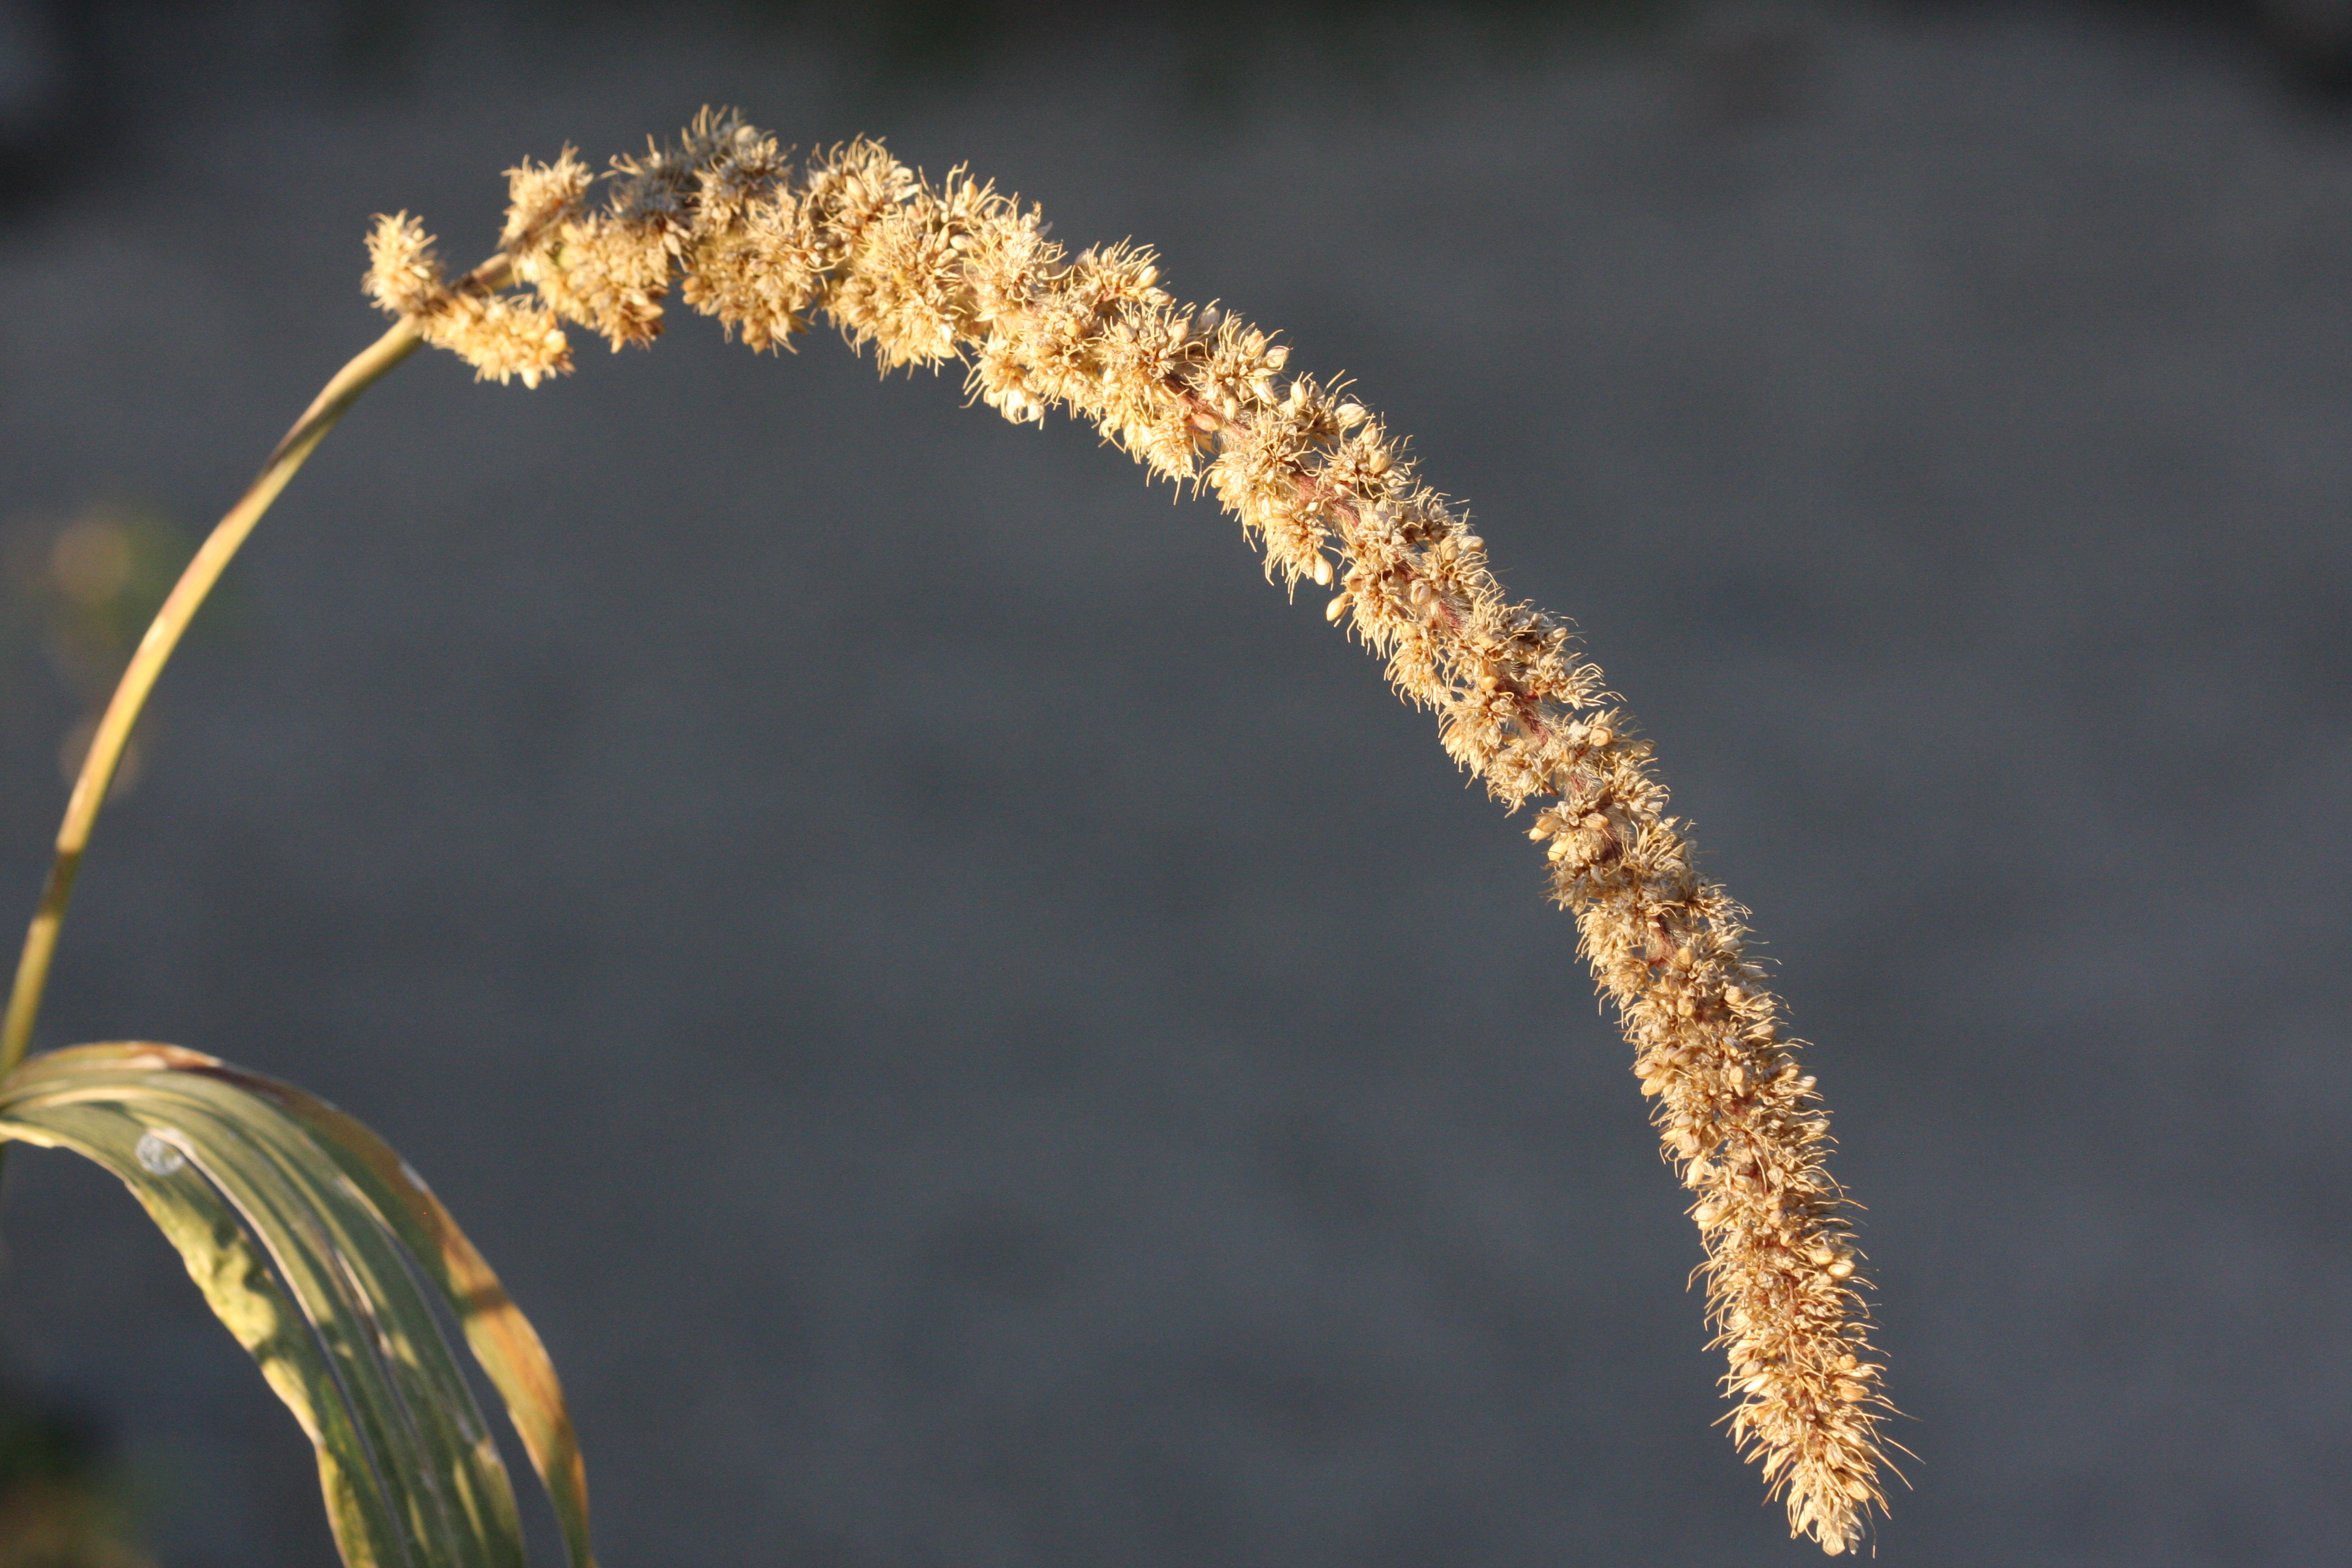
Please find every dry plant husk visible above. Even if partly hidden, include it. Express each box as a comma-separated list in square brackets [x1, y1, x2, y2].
[369, 109, 1901, 1554]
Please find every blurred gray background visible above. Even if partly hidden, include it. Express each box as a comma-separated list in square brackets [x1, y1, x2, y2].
[0, 0, 2346, 1563]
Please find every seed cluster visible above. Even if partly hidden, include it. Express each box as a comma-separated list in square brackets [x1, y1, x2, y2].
[366, 111, 1896, 1553]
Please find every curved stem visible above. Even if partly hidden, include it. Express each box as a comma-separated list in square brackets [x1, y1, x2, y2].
[0, 261, 506, 1079]
[0, 316, 421, 1076]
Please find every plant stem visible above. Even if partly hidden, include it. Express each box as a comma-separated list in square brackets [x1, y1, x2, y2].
[0, 268, 503, 1079]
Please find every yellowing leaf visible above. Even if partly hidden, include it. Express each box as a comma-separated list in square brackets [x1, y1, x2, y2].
[0, 1043, 596, 1568]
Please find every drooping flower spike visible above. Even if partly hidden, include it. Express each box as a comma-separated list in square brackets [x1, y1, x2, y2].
[368, 110, 1899, 1554]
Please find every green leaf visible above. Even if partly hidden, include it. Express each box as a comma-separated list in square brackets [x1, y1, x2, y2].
[0, 1043, 597, 1568]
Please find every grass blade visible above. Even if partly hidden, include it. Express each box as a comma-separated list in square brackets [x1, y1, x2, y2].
[0, 1043, 593, 1568]
[200, 1056, 596, 1568]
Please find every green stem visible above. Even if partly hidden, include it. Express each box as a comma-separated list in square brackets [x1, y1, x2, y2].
[0, 260, 501, 1079]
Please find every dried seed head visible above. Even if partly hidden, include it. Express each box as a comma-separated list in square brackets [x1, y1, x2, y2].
[370, 119, 1892, 1554]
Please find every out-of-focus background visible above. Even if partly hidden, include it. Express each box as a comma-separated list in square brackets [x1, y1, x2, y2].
[0, 0, 2346, 1562]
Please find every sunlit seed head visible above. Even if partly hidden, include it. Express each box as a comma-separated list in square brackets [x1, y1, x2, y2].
[368, 121, 1892, 1555]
